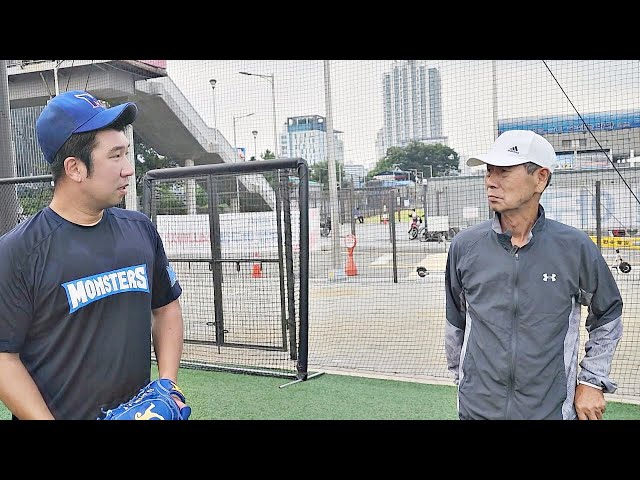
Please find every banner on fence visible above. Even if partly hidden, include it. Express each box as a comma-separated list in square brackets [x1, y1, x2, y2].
[589, 236, 640, 250]
[156, 208, 320, 258]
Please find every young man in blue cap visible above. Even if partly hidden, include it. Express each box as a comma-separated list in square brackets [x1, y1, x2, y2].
[0, 90, 188, 419]
[445, 129, 623, 420]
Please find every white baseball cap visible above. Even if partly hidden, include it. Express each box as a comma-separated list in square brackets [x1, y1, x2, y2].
[467, 130, 558, 173]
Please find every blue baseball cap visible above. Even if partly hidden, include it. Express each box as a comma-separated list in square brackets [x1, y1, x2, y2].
[36, 90, 138, 164]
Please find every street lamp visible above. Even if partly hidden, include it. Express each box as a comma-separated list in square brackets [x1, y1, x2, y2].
[208, 79, 217, 143]
[233, 112, 255, 162]
[239, 71, 277, 158]
[409, 168, 422, 205]
[252, 130, 258, 160]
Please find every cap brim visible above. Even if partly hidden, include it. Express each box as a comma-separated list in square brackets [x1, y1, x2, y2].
[74, 102, 138, 133]
[466, 153, 526, 168]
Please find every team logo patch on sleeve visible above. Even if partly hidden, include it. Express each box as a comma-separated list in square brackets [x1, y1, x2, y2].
[167, 264, 177, 287]
[62, 264, 150, 313]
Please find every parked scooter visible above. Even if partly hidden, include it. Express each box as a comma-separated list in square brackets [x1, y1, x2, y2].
[408, 215, 422, 240]
[613, 248, 632, 273]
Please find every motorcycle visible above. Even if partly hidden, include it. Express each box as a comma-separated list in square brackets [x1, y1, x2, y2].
[410, 223, 450, 242]
[408, 216, 422, 240]
[613, 248, 632, 273]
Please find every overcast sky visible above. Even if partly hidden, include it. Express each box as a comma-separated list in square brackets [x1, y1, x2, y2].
[166, 60, 640, 170]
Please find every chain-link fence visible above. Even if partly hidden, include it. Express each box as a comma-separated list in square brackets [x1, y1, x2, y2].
[3, 60, 640, 402]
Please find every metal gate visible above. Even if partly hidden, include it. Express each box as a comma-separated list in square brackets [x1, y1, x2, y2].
[142, 158, 310, 380]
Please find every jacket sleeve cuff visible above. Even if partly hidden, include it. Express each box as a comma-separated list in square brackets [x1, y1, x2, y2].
[578, 380, 603, 391]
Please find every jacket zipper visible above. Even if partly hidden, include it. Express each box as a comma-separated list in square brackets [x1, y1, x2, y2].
[505, 246, 519, 419]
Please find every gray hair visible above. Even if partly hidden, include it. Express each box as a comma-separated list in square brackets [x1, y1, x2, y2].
[523, 162, 552, 188]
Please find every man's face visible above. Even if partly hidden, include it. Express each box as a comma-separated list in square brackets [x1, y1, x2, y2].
[484, 163, 547, 214]
[81, 129, 134, 209]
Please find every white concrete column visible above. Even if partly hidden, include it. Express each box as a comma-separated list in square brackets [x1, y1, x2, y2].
[184, 158, 197, 215]
[125, 125, 138, 210]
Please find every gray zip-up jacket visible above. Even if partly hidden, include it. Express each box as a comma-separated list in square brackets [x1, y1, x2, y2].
[445, 205, 623, 420]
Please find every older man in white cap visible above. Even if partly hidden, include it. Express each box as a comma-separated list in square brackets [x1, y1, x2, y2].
[444, 130, 623, 420]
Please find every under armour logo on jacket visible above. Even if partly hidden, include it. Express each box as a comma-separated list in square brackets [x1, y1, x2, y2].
[507, 146, 519, 154]
[542, 273, 556, 282]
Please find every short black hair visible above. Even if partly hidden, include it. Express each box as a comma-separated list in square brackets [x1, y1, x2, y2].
[50, 119, 130, 184]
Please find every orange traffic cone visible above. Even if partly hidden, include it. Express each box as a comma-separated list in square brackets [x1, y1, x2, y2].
[252, 251, 262, 278]
[345, 247, 358, 276]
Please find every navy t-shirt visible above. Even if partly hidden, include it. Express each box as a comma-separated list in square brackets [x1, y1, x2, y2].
[0, 207, 182, 420]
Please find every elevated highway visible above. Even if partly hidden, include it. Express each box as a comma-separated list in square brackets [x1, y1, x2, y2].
[6, 60, 275, 210]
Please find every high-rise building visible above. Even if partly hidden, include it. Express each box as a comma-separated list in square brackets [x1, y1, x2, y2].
[375, 128, 386, 162]
[279, 115, 344, 166]
[343, 164, 367, 188]
[382, 60, 444, 151]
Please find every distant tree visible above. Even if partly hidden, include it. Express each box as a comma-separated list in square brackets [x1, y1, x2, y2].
[260, 149, 278, 188]
[261, 149, 276, 160]
[368, 141, 459, 180]
[309, 160, 346, 189]
[134, 140, 180, 209]
[134, 140, 179, 191]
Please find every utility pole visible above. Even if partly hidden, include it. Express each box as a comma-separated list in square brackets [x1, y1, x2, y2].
[324, 60, 341, 273]
[209, 79, 218, 144]
[239, 71, 278, 158]
[53, 60, 62, 96]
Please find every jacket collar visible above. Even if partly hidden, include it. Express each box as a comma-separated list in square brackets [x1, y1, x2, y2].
[491, 204, 547, 242]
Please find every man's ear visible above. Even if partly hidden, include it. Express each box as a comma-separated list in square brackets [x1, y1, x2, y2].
[63, 156, 86, 183]
[535, 168, 550, 193]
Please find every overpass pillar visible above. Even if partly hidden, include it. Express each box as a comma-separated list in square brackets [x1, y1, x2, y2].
[125, 125, 138, 210]
[185, 158, 197, 214]
[0, 59, 19, 235]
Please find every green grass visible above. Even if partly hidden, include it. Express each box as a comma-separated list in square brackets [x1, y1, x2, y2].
[2, 366, 639, 420]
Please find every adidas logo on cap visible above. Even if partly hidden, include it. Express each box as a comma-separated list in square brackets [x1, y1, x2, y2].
[466, 130, 558, 172]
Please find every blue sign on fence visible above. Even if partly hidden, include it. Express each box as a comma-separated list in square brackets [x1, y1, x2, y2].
[499, 111, 640, 136]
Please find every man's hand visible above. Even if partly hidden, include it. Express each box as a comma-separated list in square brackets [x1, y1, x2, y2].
[172, 394, 187, 410]
[575, 383, 606, 420]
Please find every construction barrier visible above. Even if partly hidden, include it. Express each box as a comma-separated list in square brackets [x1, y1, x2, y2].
[252, 251, 263, 278]
[589, 236, 640, 250]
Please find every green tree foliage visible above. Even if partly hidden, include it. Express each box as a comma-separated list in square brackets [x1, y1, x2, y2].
[134, 140, 179, 191]
[260, 149, 278, 189]
[261, 149, 276, 160]
[368, 141, 460, 180]
[134, 140, 184, 213]
[18, 184, 53, 216]
[309, 160, 346, 189]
